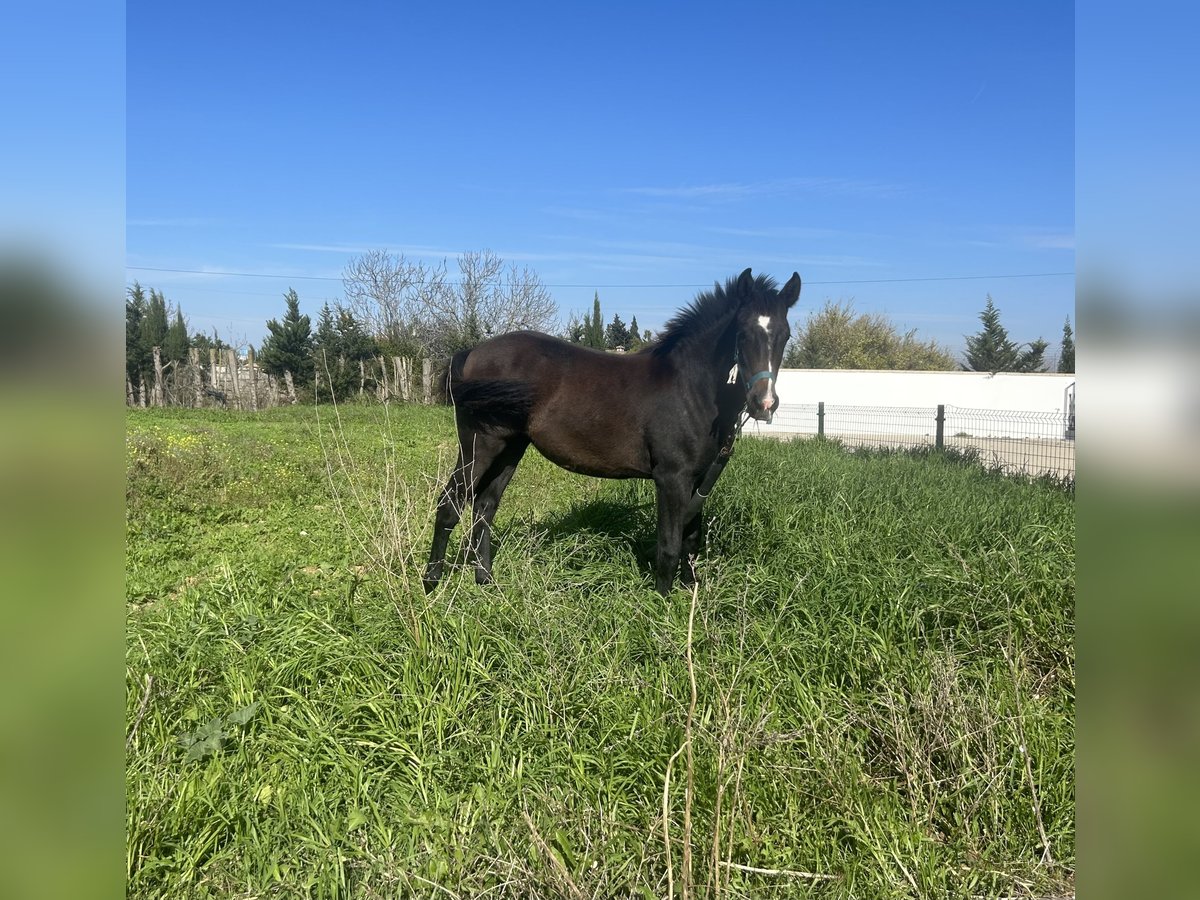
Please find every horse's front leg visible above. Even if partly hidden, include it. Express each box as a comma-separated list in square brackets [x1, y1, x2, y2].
[679, 506, 704, 587]
[653, 474, 691, 595]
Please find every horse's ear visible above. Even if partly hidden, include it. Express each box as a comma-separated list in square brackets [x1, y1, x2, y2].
[780, 272, 802, 308]
[736, 268, 754, 298]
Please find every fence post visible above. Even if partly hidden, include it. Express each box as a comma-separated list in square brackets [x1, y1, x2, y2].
[422, 359, 434, 405]
[151, 346, 165, 407]
[247, 346, 259, 411]
[377, 356, 389, 401]
[817, 401, 825, 439]
[226, 349, 241, 409]
[935, 404, 945, 450]
[190, 348, 203, 407]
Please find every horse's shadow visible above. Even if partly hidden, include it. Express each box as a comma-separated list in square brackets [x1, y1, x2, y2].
[488, 497, 657, 578]
[492, 491, 761, 582]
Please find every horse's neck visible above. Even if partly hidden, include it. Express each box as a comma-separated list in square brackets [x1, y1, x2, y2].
[673, 320, 743, 424]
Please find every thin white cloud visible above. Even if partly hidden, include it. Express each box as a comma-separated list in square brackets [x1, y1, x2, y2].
[127, 217, 222, 227]
[620, 176, 908, 201]
[1022, 232, 1075, 250]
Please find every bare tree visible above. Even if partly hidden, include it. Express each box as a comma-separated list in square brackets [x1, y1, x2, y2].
[341, 248, 558, 358]
[341, 249, 448, 353]
[415, 250, 559, 355]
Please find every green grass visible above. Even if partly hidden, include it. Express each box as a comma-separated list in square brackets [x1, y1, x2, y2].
[126, 404, 1074, 899]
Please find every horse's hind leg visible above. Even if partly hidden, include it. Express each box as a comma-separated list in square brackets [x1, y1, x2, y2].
[424, 450, 470, 593]
[469, 437, 529, 585]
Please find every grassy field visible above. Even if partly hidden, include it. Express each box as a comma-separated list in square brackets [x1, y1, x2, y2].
[126, 404, 1074, 899]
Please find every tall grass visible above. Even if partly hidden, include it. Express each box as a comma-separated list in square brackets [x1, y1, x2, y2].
[126, 405, 1074, 898]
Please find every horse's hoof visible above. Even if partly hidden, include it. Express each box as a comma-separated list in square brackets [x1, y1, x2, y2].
[422, 567, 442, 594]
[474, 569, 493, 586]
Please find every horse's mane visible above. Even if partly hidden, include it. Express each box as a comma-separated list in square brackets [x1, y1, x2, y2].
[647, 272, 780, 358]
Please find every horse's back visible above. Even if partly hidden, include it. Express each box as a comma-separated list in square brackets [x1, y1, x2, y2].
[455, 331, 659, 477]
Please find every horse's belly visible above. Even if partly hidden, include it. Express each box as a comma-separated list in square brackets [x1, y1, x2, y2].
[528, 421, 650, 480]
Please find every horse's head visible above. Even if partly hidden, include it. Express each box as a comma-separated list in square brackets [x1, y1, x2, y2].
[732, 268, 801, 422]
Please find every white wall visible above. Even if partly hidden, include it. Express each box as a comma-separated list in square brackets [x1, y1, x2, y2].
[746, 369, 1077, 440]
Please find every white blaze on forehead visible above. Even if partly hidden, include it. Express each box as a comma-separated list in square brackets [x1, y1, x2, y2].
[761, 316, 777, 406]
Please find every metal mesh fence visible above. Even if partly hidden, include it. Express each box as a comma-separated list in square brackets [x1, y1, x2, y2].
[754, 402, 1075, 479]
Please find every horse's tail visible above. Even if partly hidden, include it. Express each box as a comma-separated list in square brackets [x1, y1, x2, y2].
[444, 348, 534, 431]
[432, 352, 465, 405]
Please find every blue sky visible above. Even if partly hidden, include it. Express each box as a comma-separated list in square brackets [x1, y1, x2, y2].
[127, 1, 1074, 358]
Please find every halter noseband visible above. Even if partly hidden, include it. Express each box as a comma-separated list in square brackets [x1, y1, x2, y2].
[731, 343, 774, 395]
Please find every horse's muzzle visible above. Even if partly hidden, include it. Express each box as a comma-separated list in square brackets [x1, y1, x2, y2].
[746, 383, 778, 422]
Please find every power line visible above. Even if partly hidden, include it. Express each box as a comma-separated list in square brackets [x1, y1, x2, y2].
[128, 266, 342, 281]
[126, 265, 1074, 289]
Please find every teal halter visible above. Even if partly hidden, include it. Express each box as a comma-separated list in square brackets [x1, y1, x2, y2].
[744, 368, 774, 389]
[736, 346, 774, 392]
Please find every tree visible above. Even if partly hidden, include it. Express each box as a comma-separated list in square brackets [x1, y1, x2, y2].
[589, 293, 605, 349]
[962, 295, 1047, 373]
[126, 282, 149, 393]
[335, 305, 377, 363]
[342, 248, 559, 358]
[190, 329, 228, 355]
[164, 307, 190, 364]
[311, 303, 376, 401]
[565, 312, 587, 344]
[258, 288, 315, 387]
[1019, 338, 1048, 373]
[1058, 317, 1075, 373]
[312, 302, 339, 363]
[139, 288, 169, 357]
[628, 315, 643, 350]
[605, 312, 631, 350]
[783, 299, 958, 370]
[341, 249, 442, 356]
[428, 250, 558, 355]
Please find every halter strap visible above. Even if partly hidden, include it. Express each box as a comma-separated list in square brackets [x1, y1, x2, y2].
[744, 369, 773, 388]
[735, 345, 774, 393]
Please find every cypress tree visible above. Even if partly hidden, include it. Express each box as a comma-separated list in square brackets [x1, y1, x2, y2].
[164, 307, 190, 363]
[963, 296, 1046, 372]
[258, 288, 315, 387]
[587, 292, 605, 349]
[963, 295, 1019, 372]
[605, 312, 630, 350]
[1058, 318, 1075, 373]
[126, 282, 149, 392]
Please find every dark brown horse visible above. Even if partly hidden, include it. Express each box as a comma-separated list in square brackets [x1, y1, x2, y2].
[424, 268, 801, 595]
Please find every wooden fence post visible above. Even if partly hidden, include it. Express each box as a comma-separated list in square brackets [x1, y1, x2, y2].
[377, 356, 390, 401]
[422, 358, 433, 405]
[284, 370, 297, 404]
[190, 348, 203, 407]
[398, 356, 412, 401]
[226, 349, 241, 409]
[247, 347, 259, 411]
[151, 346, 165, 407]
